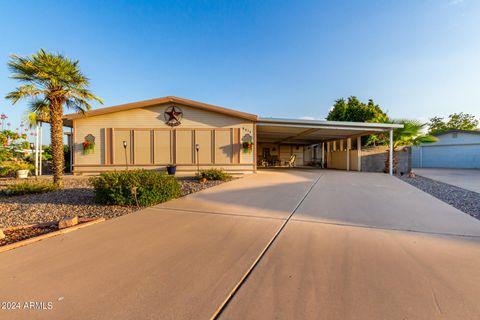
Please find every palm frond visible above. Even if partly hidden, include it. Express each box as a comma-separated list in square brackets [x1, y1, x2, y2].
[65, 97, 91, 114]
[413, 134, 438, 145]
[5, 84, 43, 104]
[22, 98, 51, 127]
[391, 119, 437, 148]
[6, 49, 103, 110]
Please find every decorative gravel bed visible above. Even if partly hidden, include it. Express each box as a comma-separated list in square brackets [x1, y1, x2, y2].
[400, 174, 480, 220]
[0, 175, 229, 228]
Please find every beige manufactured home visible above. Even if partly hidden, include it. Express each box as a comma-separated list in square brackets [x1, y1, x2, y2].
[63, 96, 401, 175]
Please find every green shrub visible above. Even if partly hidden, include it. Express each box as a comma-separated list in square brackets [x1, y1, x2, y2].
[0, 161, 34, 177]
[2, 182, 58, 196]
[196, 168, 232, 181]
[90, 170, 181, 206]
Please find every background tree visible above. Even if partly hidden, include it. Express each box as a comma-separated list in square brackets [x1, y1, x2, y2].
[428, 113, 479, 135]
[6, 49, 103, 186]
[327, 96, 389, 146]
[326, 96, 387, 122]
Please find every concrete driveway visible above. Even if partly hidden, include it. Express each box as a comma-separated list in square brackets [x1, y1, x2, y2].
[1, 170, 480, 319]
[414, 168, 480, 193]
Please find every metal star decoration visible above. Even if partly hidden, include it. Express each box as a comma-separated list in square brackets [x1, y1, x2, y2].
[164, 106, 183, 126]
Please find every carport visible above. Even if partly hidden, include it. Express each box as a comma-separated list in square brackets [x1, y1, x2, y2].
[256, 118, 403, 175]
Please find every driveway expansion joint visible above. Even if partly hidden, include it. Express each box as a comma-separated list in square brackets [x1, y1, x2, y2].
[210, 174, 323, 320]
[149, 206, 287, 221]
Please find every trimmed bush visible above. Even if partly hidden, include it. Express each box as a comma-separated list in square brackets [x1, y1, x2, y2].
[0, 161, 34, 177]
[90, 170, 181, 206]
[2, 182, 58, 196]
[196, 168, 232, 181]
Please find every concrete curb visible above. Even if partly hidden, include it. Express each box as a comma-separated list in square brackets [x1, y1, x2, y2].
[0, 218, 105, 253]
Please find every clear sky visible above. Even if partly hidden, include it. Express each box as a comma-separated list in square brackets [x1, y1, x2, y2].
[1, 0, 479, 136]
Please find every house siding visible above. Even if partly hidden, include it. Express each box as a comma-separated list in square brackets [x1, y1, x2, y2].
[73, 102, 255, 174]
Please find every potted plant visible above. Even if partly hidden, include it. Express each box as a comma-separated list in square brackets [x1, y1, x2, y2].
[242, 141, 253, 153]
[166, 164, 176, 175]
[82, 134, 95, 155]
[15, 162, 33, 179]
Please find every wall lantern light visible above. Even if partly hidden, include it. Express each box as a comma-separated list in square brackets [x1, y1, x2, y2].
[122, 141, 128, 170]
[195, 144, 200, 174]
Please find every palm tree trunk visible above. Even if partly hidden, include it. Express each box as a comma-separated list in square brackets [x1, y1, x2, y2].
[49, 100, 64, 187]
[384, 149, 398, 174]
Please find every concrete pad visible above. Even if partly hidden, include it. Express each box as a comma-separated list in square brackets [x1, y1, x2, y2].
[293, 170, 480, 236]
[157, 170, 320, 219]
[220, 221, 480, 320]
[0, 208, 282, 320]
[415, 168, 480, 193]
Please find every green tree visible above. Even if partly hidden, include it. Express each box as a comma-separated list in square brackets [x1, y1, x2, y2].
[5, 49, 103, 186]
[326, 96, 387, 122]
[428, 113, 479, 135]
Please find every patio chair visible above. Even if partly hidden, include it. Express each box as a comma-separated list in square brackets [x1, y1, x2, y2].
[285, 154, 296, 167]
[259, 158, 269, 167]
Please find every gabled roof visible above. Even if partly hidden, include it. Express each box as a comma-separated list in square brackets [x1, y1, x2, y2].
[433, 129, 480, 136]
[63, 96, 258, 122]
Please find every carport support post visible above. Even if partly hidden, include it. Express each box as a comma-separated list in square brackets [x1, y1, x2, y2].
[389, 129, 393, 176]
[346, 138, 351, 171]
[326, 142, 330, 168]
[357, 136, 361, 172]
[321, 142, 325, 167]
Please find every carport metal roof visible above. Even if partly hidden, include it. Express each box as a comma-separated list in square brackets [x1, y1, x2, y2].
[257, 117, 403, 144]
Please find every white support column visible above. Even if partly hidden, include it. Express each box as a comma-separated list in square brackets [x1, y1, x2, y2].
[340, 139, 344, 151]
[357, 136, 361, 172]
[39, 122, 43, 175]
[70, 128, 73, 173]
[389, 129, 393, 176]
[34, 122, 39, 176]
[346, 138, 351, 171]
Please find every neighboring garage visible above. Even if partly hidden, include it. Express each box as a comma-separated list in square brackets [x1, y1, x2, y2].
[412, 130, 480, 169]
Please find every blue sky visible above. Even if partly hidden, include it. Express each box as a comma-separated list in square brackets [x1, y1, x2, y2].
[1, 0, 479, 137]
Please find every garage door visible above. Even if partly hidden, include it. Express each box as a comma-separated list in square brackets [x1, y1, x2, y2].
[418, 144, 480, 169]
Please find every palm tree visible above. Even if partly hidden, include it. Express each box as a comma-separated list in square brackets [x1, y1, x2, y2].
[6, 49, 103, 186]
[385, 119, 437, 173]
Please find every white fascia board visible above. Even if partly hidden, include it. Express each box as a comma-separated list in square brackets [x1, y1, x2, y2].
[257, 117, 404, 129]
[257, 122, 388, 132]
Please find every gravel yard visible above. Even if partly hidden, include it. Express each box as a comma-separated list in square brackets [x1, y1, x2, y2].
[0, 175, 228, 228]
[400, 174, 480, 220]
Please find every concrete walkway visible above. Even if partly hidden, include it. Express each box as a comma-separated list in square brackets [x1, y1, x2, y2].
[1, 170, 480, 319]
[414, 168, 480, 193]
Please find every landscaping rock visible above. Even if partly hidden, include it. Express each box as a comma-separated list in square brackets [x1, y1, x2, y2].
[400, 174, 480, 220]
[58, 216, 79, 229]
[0, 175, 232, 228]
[0, 229, 5, 240]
